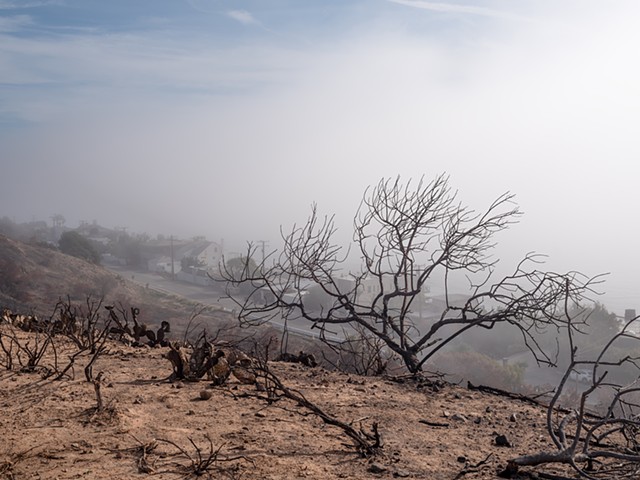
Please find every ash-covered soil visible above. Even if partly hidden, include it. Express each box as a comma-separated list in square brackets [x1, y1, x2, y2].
[0, 329, 576, 480]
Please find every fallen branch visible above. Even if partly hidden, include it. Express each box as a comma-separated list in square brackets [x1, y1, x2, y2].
[254, 358, 382, 457]
[418, 419, 450, 428]
[467, 382, 602, 420]
[455, 453, 493, 479]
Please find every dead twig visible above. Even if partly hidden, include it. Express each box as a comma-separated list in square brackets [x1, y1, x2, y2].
[93, 371, 105, 411]
[156, 435, 253, 478]
[418, 419, 450, 428]
[105, 435, 158, 474]
[454, 453, 494, 479]
[0, 444, 41, 478]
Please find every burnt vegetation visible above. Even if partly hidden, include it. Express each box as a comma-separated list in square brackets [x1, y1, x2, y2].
[2, 175, 640, 478]
[222, 174, 602, 375]
[219, 174, 640, 477]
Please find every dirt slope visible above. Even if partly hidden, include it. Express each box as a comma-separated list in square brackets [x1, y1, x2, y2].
[0, 328, 579, 480]
[0, 235, 618, 479]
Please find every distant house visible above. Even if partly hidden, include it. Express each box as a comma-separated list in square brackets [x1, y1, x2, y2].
[75, 221, 121, 246]
[147, 255, 181, 274]
[175, 239, 221, 269]
[141, 237, 222, 276]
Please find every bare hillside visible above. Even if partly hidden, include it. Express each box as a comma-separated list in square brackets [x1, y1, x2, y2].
[0, 328, 578, 480]
[1, 235, 637, 479]
[0, 234, 232, 333]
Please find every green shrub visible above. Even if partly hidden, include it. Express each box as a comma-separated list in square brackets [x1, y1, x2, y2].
[58, 231, 100, 264]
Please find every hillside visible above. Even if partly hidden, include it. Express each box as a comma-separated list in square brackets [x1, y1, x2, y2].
[0, 234, 233, 333]
[0, 328, 576, 480]
[0, 234, 635, 479]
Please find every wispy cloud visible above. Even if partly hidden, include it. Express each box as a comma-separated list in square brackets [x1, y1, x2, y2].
[0, 0, 61, 9]
[0, 21, 308, 123]
[227, 10, 259, 26]
[184, 1, 262, 29]
[184, 0, 223, 15]
[0, 14, 32, 32]
[388, 0, 524, 21]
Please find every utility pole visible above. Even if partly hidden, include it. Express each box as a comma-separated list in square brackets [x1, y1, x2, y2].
[256, 240, 269, 263]
[170, 235, 175, 280]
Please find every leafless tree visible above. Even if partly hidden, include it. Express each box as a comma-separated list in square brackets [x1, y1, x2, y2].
[504, 305, 640, 479]
[0, 326, 57, 376]
[57, 295, 106, 353]
[223, 174, 601, 374]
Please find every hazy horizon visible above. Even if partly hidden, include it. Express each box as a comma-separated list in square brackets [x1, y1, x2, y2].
[2, 1, 640, 314]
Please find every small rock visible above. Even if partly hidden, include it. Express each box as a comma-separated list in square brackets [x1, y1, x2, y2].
[367, 463, 387, 474]
[485, 406, 493, 413]
[474, 417, 482, 424]
[255, 411, 267, 418]
[186, 409, 195, 415]
[393, 470, 410, 478]
[451, 413, 467, 422]
[457, 456, 467, 463]
[454, 392, 462, 399]
[199, 390, 212, 401]
[509, 413, 518, 422]
[495, 434, 512, 447]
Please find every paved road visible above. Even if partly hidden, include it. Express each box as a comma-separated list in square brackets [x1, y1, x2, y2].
[107, 266, 234, 311]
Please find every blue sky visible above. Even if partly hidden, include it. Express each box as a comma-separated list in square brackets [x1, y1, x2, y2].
[2, 0, 640, 313]
[0, 0, 472, 127]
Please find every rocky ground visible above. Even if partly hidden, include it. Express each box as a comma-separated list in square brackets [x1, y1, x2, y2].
[0, 328, 584, 480]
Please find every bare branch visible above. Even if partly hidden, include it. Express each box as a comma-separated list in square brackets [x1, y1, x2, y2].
[222, 175, 601, 376]
[505, 313, 640, 479]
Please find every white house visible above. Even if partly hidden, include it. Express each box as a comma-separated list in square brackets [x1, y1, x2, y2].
[143, 238, 222, 274]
